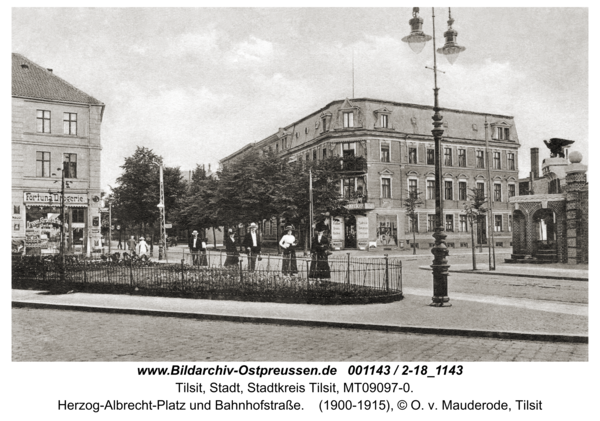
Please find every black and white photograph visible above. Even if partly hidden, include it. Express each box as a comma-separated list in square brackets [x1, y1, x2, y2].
[8, 4, 594, 418]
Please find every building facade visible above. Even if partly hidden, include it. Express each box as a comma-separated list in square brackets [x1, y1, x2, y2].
[12, 53, 105, 255]
[221, 98, 520, 250]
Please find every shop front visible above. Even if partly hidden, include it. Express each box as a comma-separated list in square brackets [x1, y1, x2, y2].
[23, 192, 89, 255]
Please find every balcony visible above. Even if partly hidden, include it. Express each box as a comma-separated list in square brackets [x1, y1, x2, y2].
[338, 155, 367, 173]
[343, 192, 375, 210]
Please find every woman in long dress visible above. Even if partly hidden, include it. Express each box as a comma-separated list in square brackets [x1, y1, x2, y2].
[279, 225, 298, 276]
[309, 225, 331, 279]
[136, 236, 149, 257]
[223, 229, 239, 267]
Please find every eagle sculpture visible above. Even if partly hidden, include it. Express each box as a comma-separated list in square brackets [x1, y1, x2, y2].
[543, 138, 575, 158]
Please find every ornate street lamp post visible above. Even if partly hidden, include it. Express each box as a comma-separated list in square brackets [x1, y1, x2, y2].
[402, 7, 465, 307]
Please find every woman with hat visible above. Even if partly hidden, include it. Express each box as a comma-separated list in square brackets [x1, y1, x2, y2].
[224, 228, 239, 267]
[309, 223, 331, 280]
[136, 236, 149, 257]
[279, 225, 298, 276]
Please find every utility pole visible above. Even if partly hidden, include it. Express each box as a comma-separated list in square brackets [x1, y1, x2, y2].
[484, 117, 496, 270]
[309, 167, 314, 251]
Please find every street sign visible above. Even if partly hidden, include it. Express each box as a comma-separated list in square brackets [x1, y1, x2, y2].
[165, 223, 172, 229]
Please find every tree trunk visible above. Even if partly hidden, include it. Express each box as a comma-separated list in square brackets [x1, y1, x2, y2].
[412, 218, 416, 255]
[478, 218, 483, 253]
[212, 227, 217, 249]
[470, 219, 477, 270]
[276, 216, 281, 254]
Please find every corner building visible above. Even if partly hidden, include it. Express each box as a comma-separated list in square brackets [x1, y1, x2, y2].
[12, 53, 105, 254]
[222, 98, 520, 250]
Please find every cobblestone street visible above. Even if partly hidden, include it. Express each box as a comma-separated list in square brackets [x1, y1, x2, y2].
[13, 308, 587, 362]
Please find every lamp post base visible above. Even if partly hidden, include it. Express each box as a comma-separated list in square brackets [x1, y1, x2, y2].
[430, 298, 452, 307]
[158, 246, 164, 261]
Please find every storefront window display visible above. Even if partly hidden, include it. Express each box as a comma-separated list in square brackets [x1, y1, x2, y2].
[25, 206, 61, 254]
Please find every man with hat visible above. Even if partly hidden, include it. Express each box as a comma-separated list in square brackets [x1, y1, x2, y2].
[242, 222, 262, 272]
[188, 229, 201, 265]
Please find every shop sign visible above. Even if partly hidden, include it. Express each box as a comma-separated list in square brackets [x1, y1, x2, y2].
[165, 223, 172, 229]
[24, 192, 87, 205]
[26, 215, 61, 229]
[331, 217, 344, 241]
[25, 228, 42, 248]
[355, 215, 369, 240]
[346, 203, 375, 210]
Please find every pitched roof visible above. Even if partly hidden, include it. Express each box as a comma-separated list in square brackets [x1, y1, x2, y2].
[12, 53, 103, 105]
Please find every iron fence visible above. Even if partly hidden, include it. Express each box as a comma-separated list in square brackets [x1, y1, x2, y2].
[12, 252, 402, 304]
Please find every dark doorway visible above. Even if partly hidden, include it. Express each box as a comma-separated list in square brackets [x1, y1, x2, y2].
[344, 215, 357, 248]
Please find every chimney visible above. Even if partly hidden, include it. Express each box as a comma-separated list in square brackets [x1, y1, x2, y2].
[530, 147, 539, 179]
[47, 68, 53, 73]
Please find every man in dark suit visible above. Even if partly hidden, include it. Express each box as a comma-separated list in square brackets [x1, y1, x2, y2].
[242, 222, 261, 272]
[188, 230, 201, 265]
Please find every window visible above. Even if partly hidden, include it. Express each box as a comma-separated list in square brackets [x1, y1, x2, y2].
[508, 184, 515, 198]
[408, 214, 418, 233]
[445, 214, 454, 231]
[343, 112, 354, 128]
[427, 149, 434, 165]
[459, 181, 467, 201]
[508, 153, 515, 170]
[477, 182, 485, 197]
[458, 149, 466, 167]
[321, 117, 327, 131]
[323, 148, 327, 159]
[342, 142, 355, 157]
[343, 178, 356, 199]
[426, 180, 435, 200]
[64, 153, 77, 178]
[313, 150, 317, 161]
[381, 143, 390, 162]
[305, 153, 309, 161]
[380, 114, 388, 128]
[494, 215, 503, 232]
[460, 215, 468, 232]
[508, 215, 512, 232]
[72, 208, 85, 223]
[36, 151, 51, 177]
[497, 127, 510, 140]
[381, 178, 391, 198]
[493, 151, 501, 169]
[494, 183, 502, 202]
[63, 113, 77, 135]
[13, 205, 21, 215]
[408, 179, 417, 197]
[428, 215, 436, 232]
[275, 144, 279, 153]
[476, 150, 485, 168]
[444, 180, 453, 200]
[444, 147, 452, 166]
[36, 110, 51, 133]
[408, 147, 417, 164]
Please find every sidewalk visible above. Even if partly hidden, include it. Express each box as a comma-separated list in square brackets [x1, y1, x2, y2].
[418, 263, 588, 281]
[13, 285, 587, 343]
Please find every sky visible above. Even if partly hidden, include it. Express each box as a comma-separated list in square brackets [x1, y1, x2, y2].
[11, 7, 589, 192]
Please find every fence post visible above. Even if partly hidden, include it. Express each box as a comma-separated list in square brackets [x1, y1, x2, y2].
[346, 252, 351, 285]
[42, 257, 46, 284]
[129, 257, 133, 288]
[181, 259, 185, 284]
[384, 254, 389, 292]
[83, 259, 87, 284]
[220, 250, 223, 267]
[239, 257, 244, 283]
[306, 258, 310, 293]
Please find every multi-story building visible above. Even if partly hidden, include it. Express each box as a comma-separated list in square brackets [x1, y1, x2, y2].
[221, 98, 520, 250]
[12, 53, 105, 255]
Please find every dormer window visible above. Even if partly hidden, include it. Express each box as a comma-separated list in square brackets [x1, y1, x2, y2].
[343, 112, 354, 128]
[381, 114, 388, 128]
[491, 121, 513, 141]
[496, 127, 510, 140]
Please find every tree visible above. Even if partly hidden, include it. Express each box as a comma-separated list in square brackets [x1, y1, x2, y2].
[404, 189, 424, 255]
[463, 187, 487, 269]
[111, 146, 187, 238]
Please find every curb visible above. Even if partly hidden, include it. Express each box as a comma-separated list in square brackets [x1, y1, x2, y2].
[13, 300, 587, 344]
[418, 266, 588, 281]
